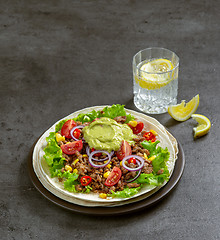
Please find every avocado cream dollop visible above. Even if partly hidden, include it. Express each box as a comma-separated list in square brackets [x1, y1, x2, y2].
[82, 117, 137, 152]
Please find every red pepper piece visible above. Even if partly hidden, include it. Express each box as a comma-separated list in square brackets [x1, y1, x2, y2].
[80, 176, 92, 186]
[143, 131, 156, 142]
[128, 157, 137, 164]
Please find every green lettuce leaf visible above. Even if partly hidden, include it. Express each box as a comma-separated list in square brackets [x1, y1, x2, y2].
[141, 140, 170, 172]
[43, 133, 63, 166]
[43, 130, 82, 192]
[74, 110, 100, 123]
[135, 140, 170, 186]
[43, 132, 66, 177]
[73, 104, 135, 123]
[136, 170, 170, 186]
[140, 140, 160, 157]
[49, 159, 65, 178]
[109, 186, 141, 198]
[99, 104, 134, 123]
[63, 172, 79, 192]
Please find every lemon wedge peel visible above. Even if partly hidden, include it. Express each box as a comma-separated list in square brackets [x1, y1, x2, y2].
[191, 114, 211, 138]
[136, 59, 175, 90]
[168, 94, 200, 121]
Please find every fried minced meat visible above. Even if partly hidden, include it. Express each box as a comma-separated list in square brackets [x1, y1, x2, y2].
[61, 134, 154, 194]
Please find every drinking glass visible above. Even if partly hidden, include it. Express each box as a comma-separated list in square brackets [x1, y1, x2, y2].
[133, 47, 179, 114]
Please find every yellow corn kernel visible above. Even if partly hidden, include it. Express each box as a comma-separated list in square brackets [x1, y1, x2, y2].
[150, 129, 158, 136]
[82, 154, 88, 158]
[55, 133, 65, 142]
[128, 121, 137, 127]
[65, 165, 72, 172]
[148, 155, 156, 161]
[99, 193, 107, 199]
[121, 160, 127, 166]
[72, 169, 78, 174]
[104, 160, 111, 168]
[72, 159, 79, 165]
[104, 171, 111, 178]
[106, 164, 111, 169]
[143, 153, 148, 160]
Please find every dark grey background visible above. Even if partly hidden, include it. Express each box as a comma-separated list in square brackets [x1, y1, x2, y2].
[1, 0, 219, 239]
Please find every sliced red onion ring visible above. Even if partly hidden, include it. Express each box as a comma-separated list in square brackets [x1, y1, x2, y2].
[70, 125, 85, 141]
[86, 146, 91, 156]
[86, 146, 114, 161]
[122, 155, 144, 172]
[88, 150, 111, 168]
[122, 156, 143, 183]
[126, 169, 142, 183]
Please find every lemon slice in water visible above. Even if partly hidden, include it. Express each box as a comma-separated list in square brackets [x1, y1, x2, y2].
[191, 114, 211, 138]
[168, 94, 200, 121]
[142, 58, 174, 73]
[137, 58, 174, 90]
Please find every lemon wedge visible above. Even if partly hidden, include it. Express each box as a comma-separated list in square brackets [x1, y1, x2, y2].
[168, 94, 199, 121]
[136, 58, 174, 90]
[191, 114, 211, 138]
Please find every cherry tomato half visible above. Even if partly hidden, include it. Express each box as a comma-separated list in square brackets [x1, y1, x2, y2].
[80, 176, 92, 186]
[61, 120, 77, 139]
[116, 140, 132, 161]
[128, 157, 136, 164]
[61, 140, 83, 155]
[73, 128, 81, 139]
[128, 122, 144, 134]
[104, 167, 122, 186]
[143, 131, 156, 142]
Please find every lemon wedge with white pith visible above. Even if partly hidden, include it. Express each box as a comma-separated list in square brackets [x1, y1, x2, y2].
[137, 58, 174, 90]
[191, 114, 211, 138]
[168, 94, 199, 121]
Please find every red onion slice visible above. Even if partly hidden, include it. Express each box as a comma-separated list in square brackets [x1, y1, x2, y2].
[122, 157, 143, 183]
[86, 146, 91, 156]
[86, 146, 114, 161]
[70, 125, 85, 141]
[126, 169, 142, 183]
[122, 155, 144, 172]
[88, 150, 111, 168]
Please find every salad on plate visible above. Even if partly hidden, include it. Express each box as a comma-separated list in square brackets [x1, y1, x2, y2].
[33, 104, 178, 206]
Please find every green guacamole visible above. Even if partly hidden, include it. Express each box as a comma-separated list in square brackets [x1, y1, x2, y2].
[82, 117, 137, 152]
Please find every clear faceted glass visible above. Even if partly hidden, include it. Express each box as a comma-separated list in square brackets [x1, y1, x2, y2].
[133, 47, 179, 114]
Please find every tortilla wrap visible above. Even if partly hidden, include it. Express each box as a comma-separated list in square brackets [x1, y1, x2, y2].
[33, 106, 178, 207]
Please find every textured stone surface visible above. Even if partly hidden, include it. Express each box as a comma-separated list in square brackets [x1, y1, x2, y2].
[1, 0, 219, 239]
